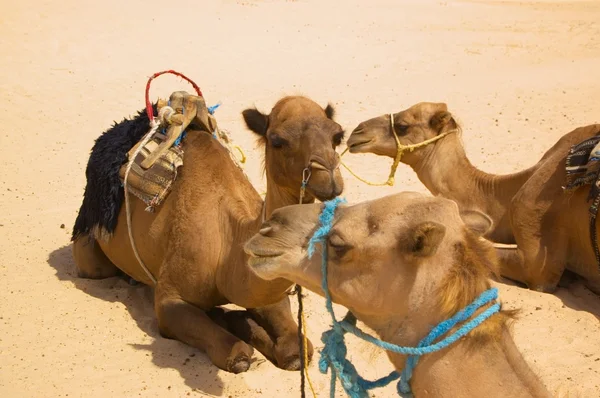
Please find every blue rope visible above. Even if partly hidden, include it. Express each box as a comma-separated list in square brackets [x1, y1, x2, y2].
[308, 197, 501, 398]
[208, 102, 221, 115]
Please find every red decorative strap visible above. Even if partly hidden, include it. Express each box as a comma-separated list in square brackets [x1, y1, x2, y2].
[145, 70, 203, 121]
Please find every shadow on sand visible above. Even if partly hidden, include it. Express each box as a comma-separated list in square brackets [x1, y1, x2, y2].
[47, 244, 226, 396]
[555, 276, 600, 322]
[498, 271, 600, 322]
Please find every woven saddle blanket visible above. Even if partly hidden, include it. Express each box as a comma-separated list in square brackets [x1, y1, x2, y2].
[564, 133, 600, 200]
[563, 132, 600, 269]
[118, 91, 214, 211]
[119, 137, 184, 210]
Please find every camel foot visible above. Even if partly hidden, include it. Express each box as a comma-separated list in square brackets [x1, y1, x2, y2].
[227, 351, 252, 374]
[222, 341, 254, 374]
[156, 297, 255, 374]
[215, 309, 277, 366]
[282, 356, 302, 371]
[274, 333, 313, 371]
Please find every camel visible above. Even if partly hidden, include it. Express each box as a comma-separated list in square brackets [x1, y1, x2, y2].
[71, 95, 345, 373]
[346, 102, 600, 293]
[346, 102, 543, 244]
[244, 192, 551, 397]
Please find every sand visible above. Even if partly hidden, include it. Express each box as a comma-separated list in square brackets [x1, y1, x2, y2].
[1, 0, 600, 396]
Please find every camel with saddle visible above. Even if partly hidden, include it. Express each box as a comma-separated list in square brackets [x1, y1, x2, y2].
[71, 89, 345, 373]
[244, 192, 551, 397]
[346, 102, 600, 294]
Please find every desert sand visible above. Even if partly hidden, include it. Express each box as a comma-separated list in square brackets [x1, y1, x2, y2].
[1, 0, 600, 397]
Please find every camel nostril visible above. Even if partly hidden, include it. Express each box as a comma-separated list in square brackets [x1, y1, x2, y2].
[351, 125, 365, 134]
[310, 162, 328, 171]
[259, 226, 273, 236]
[309, 155, 336, 172]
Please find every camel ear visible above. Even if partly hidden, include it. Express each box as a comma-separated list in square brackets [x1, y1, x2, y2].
[242, 108, 269, 137]
[324, 103, 335, 120]
[459, 209, 493, 237]
[404, 221, 446, 257]
[430, 111, 456, 133]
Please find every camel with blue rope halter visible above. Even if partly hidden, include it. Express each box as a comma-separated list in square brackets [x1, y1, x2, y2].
[244, 192, 552, 397]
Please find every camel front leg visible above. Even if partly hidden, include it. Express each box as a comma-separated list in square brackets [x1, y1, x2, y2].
[249, 295, 314, 371]
[511, 221, 568, 293]
[495, 246, 528, 287]
[208, 307, 277, 364]
[155, 290, 254, 374]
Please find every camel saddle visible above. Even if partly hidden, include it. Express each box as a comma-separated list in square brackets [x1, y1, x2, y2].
[119, 91, 220, 211]
[564, 132, 600, 268]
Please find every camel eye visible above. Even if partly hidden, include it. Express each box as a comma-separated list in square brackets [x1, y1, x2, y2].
[269, 133, 288, 149]
[395, 124, 409, 135]
[332, 132, 344, 147]
[328, 233, 352, 257]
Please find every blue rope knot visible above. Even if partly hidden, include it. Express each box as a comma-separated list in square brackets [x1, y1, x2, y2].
[309, 197, 502, 398]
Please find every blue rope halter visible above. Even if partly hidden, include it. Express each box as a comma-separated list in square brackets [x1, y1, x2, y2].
[308, 197, 501, 398]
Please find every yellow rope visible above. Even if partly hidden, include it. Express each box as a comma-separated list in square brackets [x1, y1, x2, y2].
[232, 145, 247, 164]
[339, 114, 457, 187]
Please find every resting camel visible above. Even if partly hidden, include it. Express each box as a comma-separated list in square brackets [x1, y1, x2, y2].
[346, 102, 543, 244]
[71, 95, 345, 373]
[347, 103, 600, 293]
[244, 192, 551, 397]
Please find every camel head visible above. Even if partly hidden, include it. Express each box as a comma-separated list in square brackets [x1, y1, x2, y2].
[242, 96, 344, 201]
[244, 192, 498, 326]
[347, 102, 459, 166]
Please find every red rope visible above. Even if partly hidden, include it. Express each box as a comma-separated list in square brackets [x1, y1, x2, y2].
[145, 70, 203, 121]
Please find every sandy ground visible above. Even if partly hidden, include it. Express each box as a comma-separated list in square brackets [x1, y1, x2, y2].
[2, 0, 600, 396]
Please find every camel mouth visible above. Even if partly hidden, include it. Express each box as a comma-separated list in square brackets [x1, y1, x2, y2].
[309, 184, 343, 202]
[247, 253, 283, 272]
[314, 192, 339, 202]
[245, 245, 284, 260]
[245, 246, 284, 258]
[346, 137, 373, 153]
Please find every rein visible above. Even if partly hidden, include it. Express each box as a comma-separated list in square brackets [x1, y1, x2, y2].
[339, 114, 457, 187]
[308, 197, 501, 398]
[295, 165, 317, 398]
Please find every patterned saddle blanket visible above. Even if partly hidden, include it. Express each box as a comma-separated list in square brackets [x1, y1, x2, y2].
[564, 134, 600, 198]
[563, 132, 600, 269]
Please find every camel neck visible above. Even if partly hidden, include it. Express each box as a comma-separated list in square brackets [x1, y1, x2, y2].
[263, 178, 315, 221]
[411, 134, 535, 242]
[401, 329, 549, 397]
[361, 313, 549, 398]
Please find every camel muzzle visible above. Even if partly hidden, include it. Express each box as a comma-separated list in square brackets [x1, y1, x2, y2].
[304, 157, 343, 201]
